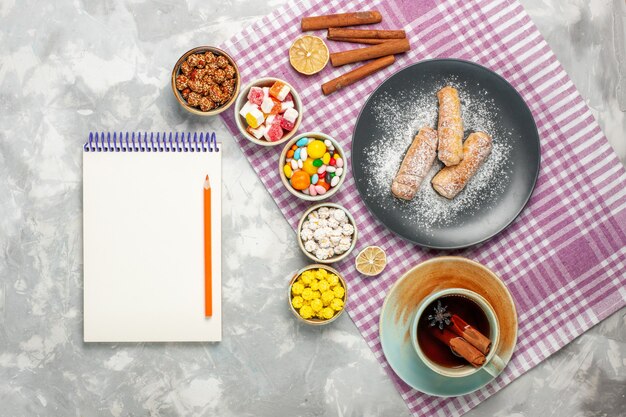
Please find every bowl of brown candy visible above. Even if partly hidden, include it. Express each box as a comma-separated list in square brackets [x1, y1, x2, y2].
[171, 46, 240, 116]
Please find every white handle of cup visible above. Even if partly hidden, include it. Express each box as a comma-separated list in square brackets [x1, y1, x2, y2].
[482, 353, 505, 377]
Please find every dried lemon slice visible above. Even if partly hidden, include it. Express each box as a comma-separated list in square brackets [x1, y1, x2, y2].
[289, 35, 329, 75]
[355, 246, 387, 276]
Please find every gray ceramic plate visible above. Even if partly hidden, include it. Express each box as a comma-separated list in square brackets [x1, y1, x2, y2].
[351, 59, 540, 249]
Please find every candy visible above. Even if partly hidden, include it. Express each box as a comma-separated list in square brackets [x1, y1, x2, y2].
[324, 139, 332, 148]
[247, 87, 264, 105]
[327, 274, 339, 286]
[280, 118, 295, 131]
[246, 125, 265, 139]
[336, 157, 344, 168]
[269, 80, 290, 101]
[313, 159, 323, 167]
[322, 152, 331, 164]
[330, 298, 344, 312]
[294, 148, 301, 160]
[292, 296, 304, 309]
[326, 166, 336, 173]
[287, 149, 294, 158]
[330, 176, 340, 187]
[329, 157, 336, 166]
[302, 158, 318, 175]
[333, 286, 345, 298]
[296, 137, 309, 147]
[290, 170, 310, 190]
[307, 140, 326, 159]
[336, 167, 343, 177]
[270, 98, 282, 114]
[297, 159, 303, 169]
[318, 279, 330, 292]
[300, 271, 314, 284]
[239, 100, 256, 117]
[321, 307, 334, 319]
[245, 107, 264, 129]
[310, 298, 323, 312]
[318, 180, 330, 191]
[315, 185, 327, 195]
[283, 164, 293, 179]
[290, 160, 298, 170]
[301, 288, 313, 300]
[280, 101, 294, 113]
[299, 305, 313, 319]
[308, 184, 317, 196]
[262, 86, 270, 99]
[292, 282, 304, 295]
[283, 108, 299, 125]
[317, 166, 326, 175]
[264, 122, 283, 142]
[321, 291, 334, 306]
[300, 147, 308, 161]
[311, 174, 319, 184]
[260, 96, 275, 114]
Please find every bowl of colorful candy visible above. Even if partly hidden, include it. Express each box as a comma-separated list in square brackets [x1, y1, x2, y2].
[171, 46, 240, 116]
[279, 132, 347, 200]
[289, 264, 347, 325]
[297, 203, 358, 264]
[234, 77, 302, 146]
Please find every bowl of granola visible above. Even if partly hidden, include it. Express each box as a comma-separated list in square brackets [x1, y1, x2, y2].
[171, 46, 240, 116]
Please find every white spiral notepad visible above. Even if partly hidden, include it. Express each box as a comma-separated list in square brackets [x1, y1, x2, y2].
[83, 132, 222, 342]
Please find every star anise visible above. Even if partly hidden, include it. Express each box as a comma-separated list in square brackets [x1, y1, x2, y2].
[427, 300, 452, 330]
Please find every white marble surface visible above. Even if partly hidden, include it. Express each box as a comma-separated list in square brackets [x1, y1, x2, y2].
[0, 0, 624, 416]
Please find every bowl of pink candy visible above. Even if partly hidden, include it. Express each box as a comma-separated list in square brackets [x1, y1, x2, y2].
[279, 132, 347, 201]
[234, 77, 303, 146]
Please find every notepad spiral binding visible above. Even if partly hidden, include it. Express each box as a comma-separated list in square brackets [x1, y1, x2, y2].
[84, 132, 219, 152]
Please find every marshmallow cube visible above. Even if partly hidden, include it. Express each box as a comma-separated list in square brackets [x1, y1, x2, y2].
[239, 100, 257, 118]
[245, 107, 265, 129]
[247, 87, 264, 106]
[247, 125, 266, 139]
[260, 96, 275, 114]
[283, 107, 299, 124]
[264, 123, 284, 142]
[280, 100, 294, 113]
[269, 81, 290, 101]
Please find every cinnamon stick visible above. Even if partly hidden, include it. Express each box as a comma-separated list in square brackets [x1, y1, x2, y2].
[322, 55, 395, 95]
[449, 314, 492, 355]
[301, 11, 382, 31]
[430, 328, 486, 367]
[329, 37, 390, 45]
[328, 28, 406, 39]
[330, 38, 410, 67]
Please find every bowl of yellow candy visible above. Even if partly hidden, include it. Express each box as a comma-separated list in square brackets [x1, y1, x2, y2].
[288, 264, 347, 325]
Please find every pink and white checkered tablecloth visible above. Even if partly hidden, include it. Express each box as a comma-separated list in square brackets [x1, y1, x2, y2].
[220, 0, 626, 415]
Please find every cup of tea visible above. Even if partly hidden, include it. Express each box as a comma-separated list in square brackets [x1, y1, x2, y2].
[410, 288, 506, 378]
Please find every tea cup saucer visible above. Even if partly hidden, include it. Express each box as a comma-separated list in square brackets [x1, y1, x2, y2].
[379, 256, 518, 397]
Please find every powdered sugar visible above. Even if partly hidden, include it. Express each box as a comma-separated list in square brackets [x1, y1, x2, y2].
[364, 80, 512, 230]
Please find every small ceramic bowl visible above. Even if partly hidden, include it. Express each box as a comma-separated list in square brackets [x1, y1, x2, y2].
[234, 77, 303, 146]
[288, 264, 348, 326]
[297, 203, 358, 264]
[279, 132, 347, 201]
[171, 46, 240, 116]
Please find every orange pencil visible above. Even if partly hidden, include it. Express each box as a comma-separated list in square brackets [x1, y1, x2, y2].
[204, 175, 212, 317]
